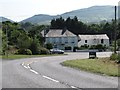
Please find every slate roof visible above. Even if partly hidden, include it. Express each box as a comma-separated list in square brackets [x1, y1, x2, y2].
[41, 29, 76, 37]
[78, 34, 109, 40]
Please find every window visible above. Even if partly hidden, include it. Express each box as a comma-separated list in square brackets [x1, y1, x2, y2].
[101, 39, 104, 44]
[85, 40, 87, 43]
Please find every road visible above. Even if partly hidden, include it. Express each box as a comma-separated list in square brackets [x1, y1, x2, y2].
[2, 52, 118, 89]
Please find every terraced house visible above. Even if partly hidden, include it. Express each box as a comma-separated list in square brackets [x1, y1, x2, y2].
[41, 29, 78, 50]
[41, 29, 109, 51]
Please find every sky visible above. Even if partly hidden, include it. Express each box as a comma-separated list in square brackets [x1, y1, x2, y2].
[0, 0, 120, 22]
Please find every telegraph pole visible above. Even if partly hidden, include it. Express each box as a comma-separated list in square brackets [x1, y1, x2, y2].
[114, 6, 117, 54]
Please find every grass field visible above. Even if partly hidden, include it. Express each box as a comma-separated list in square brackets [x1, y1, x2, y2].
[1, 54, 66, 60]
[61, 58, 119, 77]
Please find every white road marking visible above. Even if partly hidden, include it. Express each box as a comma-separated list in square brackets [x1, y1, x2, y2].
[21, 61, 80, 89]
[30, 69, 39, 74]
[23, 66, 28, 69]
[43, 75, 59, 83]
[27, 65, 30, 69]
[71, 86, 77, 88]
[22, 63, 24, 66]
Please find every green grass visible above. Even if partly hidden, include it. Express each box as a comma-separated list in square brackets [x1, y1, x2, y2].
[1, 54, 66, 60]
[61, 58, 119, 77]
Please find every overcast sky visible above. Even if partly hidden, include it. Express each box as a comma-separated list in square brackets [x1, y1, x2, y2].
[0, 0, 119, 22]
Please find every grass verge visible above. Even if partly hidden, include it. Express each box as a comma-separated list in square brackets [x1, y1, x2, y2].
[1, 54, 66, 60]
[61, 58, 119, 77]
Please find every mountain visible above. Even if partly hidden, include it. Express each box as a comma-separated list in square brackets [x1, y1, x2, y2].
[21, 14, 55, 24]
[21, 6, 116, 24]
[61, 6, 115, 23]
[0, 17, 14, 22]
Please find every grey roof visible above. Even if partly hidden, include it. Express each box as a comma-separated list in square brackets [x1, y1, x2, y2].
[41, 29, 76, 37]
[78, 34, 109, 39]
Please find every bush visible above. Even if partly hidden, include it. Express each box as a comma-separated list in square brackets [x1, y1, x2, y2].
[96, 44, 104, 51]
[39, 48, 50, 55]
[65, 46, 72, 50]
[29, 38, 40, 55]
[89, 45, 96, 49]
[110, 53, 118, 61]
[79, 44, 89, 50]
[45, 43, 53, 50]
[16, 49, 32, 55]
[117, 53, 120, 62]
[73, 46, 79, 50]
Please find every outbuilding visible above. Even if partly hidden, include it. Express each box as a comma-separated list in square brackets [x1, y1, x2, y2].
[78, 34, 109, 47]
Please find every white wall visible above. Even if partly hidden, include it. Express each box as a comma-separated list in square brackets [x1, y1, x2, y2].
[45, 36, 78, 50]
[78, 39, 109, 47]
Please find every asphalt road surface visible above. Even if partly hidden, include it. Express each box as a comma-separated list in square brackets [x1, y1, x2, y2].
[2, 52, 118, 89]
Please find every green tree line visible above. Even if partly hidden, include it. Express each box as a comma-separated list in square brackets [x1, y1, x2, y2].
[1, 21, 49, 55]
[51, 16, 120, 42]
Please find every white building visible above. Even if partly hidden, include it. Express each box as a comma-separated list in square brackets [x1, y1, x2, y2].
[41, 29, 78, 50]
[78, 34, 109, 47]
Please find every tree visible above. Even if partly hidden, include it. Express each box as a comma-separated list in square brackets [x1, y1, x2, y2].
[45, 43, 53, 50]
[17, 33, 32, 49]
[29, 37, 41, 54]
[2, 30, 7, 55]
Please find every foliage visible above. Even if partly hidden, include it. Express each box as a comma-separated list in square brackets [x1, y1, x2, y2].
[80, 44, 89, 49]
[0, 29, 2, 55]
[39, 47, 50, 55]
[65, 46, 72, 50]
[45, 43, 53, 50]
[73, 46, 79, 50]
[89, 44, 107, 51]
[29, 37, 40, 55]
[17, 33, 32, 49]
[117, 39, 120, 46]
[50, 17, 120, 40]
[16, 49, 32, 55]
[110, 53, 118, 61]
[2, 21, 46, 55]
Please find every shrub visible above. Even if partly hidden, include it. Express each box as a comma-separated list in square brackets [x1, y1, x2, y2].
[29, 38, 40, 55]
[45, 43, 53, 50]
[16, 49, 32, 55]
[73, 46, 79, 50]
[89, 45, 96, 49]
[25, 49, 32, 55]
[79, 44, 89, 50]
[117, 53, 120, 62]
[110, 53, 118, 61]
[65, 46, 72, 50]
[39, 48, 50, 55]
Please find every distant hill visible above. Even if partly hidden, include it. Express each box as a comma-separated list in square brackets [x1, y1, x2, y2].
[21, 14, 54, 24]
[21, 5, 116, 24]
[0, 17, 14, 22]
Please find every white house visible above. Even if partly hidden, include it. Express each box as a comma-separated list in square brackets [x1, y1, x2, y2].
[41, 29, 78, 50]
[78, 34, 109, 47]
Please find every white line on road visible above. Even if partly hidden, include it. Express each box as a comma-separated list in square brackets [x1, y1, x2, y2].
[22, 63, 24, 66]
[43, 75, 59, 83]
[21, 61, 81, 89]
[30, 69, 39, 74]
[71, 86, 77, 88]
[23, 66, 28, 69]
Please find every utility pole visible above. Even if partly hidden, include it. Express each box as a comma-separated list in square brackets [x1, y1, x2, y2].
[114, 6, 117, 54]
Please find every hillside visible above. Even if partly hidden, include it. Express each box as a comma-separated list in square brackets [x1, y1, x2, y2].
[0, 17, 14, 22]
[21, 6, 115, 24]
